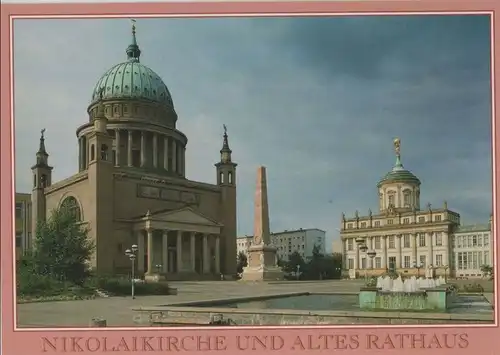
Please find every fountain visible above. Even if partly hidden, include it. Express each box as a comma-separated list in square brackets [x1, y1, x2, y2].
[360, 274, 453, 311]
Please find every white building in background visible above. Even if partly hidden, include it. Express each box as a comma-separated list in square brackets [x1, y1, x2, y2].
[451, 222, 493, 278]
[237, 228, 326, 261]
[331, 239, 343, 254]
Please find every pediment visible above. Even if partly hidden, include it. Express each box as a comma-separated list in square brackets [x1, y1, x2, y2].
[150, 207, 222, 227]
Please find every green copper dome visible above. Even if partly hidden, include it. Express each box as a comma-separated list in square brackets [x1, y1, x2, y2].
[377, 139, 420, 187]
[90, 22, 173, 108]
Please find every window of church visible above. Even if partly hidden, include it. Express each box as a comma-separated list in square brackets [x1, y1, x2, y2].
[228, 172, 233, 184]
[374, 221, 380, 227]
[360, 222, 366, 228]
[33, 174, 37, 188]
[435, 214, 442, 222]
[388, 194, 395, 206]
[403, 218, 410, 224]
[388, 236, 395, 248]
[60, 196, 82, 222]
[418, 216, 425, 223]
[374, 236, 381, 249]
[90, 144, 95, 161]
[347, 223, 353, 229]
[100, 144, 109, 161]
[387, 219, 393, 225]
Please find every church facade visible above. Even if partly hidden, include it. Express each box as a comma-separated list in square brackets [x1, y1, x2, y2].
[30, 24, 237, 280]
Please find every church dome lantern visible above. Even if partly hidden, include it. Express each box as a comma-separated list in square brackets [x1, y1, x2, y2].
[87, 20, 175, 121]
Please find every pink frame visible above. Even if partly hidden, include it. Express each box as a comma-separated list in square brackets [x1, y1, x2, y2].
[1, 1, 499, 354]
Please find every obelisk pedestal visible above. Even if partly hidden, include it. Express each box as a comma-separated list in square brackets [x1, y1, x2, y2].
[241, 166, 284, 281]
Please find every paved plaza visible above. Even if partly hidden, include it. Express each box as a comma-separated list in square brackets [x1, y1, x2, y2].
[17, 280, 494, 328]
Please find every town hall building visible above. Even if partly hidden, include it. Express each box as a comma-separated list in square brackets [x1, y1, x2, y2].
[30, 23, 238, 280]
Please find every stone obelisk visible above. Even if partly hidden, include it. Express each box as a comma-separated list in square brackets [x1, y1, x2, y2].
[241, 166, 284, 281]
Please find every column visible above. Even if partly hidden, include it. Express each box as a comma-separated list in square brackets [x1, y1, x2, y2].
[202, 234, 209, 273]
[78, 137, 82, 171]
[182, 147, 186, 176]
[395, 235, 402, 268]
[427, 232, 433, 266]
[152, 133, 158, 168]
[115, 129, 121, 166]
[127, 130, 133, 167]
[176, 230, 182, 272]
[215, 235, 220, 274]
[146, 228, 153, 274]
[368, 237, 374, 268]
[171, 140, 177, 173]
[190, 232, 196, 272]
[411, 233, 417, 265]
[355, 245, 360, 270]
[140, 131, 146, 167]
[177, 145, 182, 175]
[162, 230, 168, 273]
[82, 137, 87, 169]
[341, 240, 346, 269]
[442, 231, 449, 267]
[381, 235, 387, 269]
[137, 230, 145, 273]
[163, 137, 169, 171]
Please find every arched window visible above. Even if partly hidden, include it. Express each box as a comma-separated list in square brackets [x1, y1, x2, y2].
[101, 144, 109, 161]
[388, 192, 395, 207]
[228, 172, 233, 184]
[60, 196, 82, 222]
[220, 172, 224, 184]
[90, 144, 95, 161]
[403, 190, 412, 207]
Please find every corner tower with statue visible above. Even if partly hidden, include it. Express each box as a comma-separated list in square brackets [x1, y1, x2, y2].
[340, 138, 461, 279]
[30, 22, 238, 280]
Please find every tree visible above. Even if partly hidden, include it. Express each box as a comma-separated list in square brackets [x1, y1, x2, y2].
[304, 245, 324, 280]
[480, 265, 493, 280]
[321, 252, 343, 279]
[283, 251, 306, 275]
[236, 251, 248, 274]
[33, 205, 95, 285]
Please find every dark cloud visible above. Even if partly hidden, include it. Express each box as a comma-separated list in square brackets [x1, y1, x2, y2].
[13, 15, 492, 250]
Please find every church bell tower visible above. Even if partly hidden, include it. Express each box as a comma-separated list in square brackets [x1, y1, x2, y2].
[31, 129, 53, 242]
[215, 125, 237, 275]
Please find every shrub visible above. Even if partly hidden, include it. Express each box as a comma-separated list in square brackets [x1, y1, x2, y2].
[88, 276, 170, 296]
[462, 283, 484, 293]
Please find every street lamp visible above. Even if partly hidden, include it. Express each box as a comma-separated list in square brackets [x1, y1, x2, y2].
[443, 265, 449, 283]
[366, 250, 376, 281]
[155, 264, 162, 274]
[296, 265, 301, 281]
[413, 262, 423, 278]
[355, 237, 368, 280]
[125, 244, 138, 299]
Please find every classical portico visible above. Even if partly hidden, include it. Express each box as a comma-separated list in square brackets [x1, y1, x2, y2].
[133, 207, 223, 278]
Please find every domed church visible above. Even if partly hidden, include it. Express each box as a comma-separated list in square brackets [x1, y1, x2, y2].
[30, 23, 237, 280]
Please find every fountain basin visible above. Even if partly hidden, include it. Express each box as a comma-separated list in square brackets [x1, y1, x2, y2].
[359, 286, 452, 311]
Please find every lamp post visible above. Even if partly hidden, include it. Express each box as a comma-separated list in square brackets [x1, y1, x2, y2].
[355, 237, 368, 280]
[367, 249, 376, 270]
[125, 244, 138, 299]
[296, 265, 301, 281]
[155, 264, 162, 274]
[443, 265, 449, 283]
[413, 262, 423, 278]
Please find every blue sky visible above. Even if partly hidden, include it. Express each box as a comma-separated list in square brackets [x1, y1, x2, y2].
[13, 15, 492, 251]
